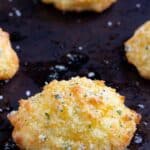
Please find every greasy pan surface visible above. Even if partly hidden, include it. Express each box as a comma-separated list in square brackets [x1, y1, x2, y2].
[0, 0, 150, 149]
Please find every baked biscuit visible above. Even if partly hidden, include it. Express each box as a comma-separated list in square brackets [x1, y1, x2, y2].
[0, 28, 19, 80]
[125, 21, 150, 79]
[8, 77, 141, 150]
[42, 0, 117, 12]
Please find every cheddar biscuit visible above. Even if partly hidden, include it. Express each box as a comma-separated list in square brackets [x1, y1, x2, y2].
[8, 77, 141, 150]
[0, 28, 19, 80]
[125, 21, 150, 79]
[42, 0, 117, 12]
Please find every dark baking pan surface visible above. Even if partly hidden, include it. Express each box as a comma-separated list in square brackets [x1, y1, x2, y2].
[0, 0, 150, 149]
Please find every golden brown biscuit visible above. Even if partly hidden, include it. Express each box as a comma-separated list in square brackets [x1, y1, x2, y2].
[8, 77, 141, 150]
[125, 21, 150, 79]
[42, 0, 117, 12]
[0, 28, 19, 80]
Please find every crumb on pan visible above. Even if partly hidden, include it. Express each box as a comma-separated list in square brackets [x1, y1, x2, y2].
[42, 0, 117, 12]
[8, 77, 141, 150]
[0, 28, 19, 80]
[125, 21, 150, 79]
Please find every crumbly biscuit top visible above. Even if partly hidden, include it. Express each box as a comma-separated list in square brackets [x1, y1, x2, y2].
[8, 77, 140, 150]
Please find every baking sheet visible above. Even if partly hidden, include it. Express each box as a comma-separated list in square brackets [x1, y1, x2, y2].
[0, 0, 150, 149]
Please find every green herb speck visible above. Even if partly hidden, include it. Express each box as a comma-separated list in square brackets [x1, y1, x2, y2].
[120, 123, 123, 127]
[84, 94, 87, 97]
[116, 110, 122, 115]
[45, 112, 50, 120]
[63, 142, 72, 150]
[54, 94, 62, 99]
[145, 46, 150, 50]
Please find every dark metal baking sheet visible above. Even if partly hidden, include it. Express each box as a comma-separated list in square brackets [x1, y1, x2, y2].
[0, 0, 150, 149]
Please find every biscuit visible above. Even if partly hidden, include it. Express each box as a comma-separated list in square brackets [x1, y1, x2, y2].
[0, 28, 19, 80]
[8, 77, 141, 150]
[125, 21, 150, 79]
[42, 0, 117, 12]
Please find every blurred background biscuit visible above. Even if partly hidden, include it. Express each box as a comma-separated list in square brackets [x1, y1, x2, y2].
[42, 0, 117, 12]
[125, 21, 150, 80]
[0, 28, 19, 80]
